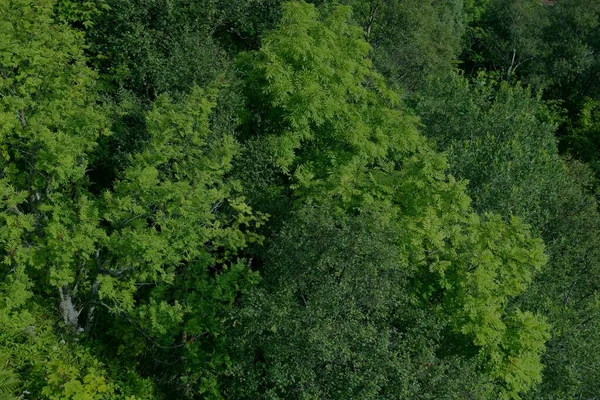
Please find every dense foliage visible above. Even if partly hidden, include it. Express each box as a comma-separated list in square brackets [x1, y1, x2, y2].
[0, 0, 599, 399]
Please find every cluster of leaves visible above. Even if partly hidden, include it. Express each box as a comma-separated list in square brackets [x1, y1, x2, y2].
[462, 0, 600, 184]
[227, 4, 550, 399]
[1, 0, 599, 399]
[1, 0, 260, 398]
[412, 74, 600, 399]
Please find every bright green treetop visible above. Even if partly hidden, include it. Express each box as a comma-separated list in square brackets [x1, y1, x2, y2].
[0, 1, 260, 397]
[229, 3, 550, 398]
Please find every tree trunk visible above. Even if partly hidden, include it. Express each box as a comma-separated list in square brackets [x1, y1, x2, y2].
[58, 285, 79, 332]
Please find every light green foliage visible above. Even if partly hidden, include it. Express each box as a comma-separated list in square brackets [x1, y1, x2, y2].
[0, 299, 154, 399]
[55, 0, 110, 28]
[100, 86, 259, 313]
[393, 151, 549, 397]
[414, 211, 548, 398]
[230, 3, 550, 398]
[0, 1, 151, 397]
[0, 354, 19, 400]
[463, 0, 491, 23]
[0, 0, 106, 326]
[239, 1, 421, 203]
[95, 87, 262, 397]
[0, 1, 260, 398]
[41, 358, 113, 399]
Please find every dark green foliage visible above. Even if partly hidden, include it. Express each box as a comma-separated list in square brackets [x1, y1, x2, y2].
[541, 0, 600, 109]
[462, 0, 548, 81]
[2, 0, 600, 398]
[460, 0, 600, 181]
[365, 0, 466, 90]
[88, 0, 226, 96]
[224, 205, 496, 399]
[561, 98, 600, 186]
[412, 75, 600, 399]
[521, 160, 600, 399]
[318, 0, 466, 90]
[411, 76, 562, 230]
[228, 4, 549, 399]
[213, 0, 285, 51]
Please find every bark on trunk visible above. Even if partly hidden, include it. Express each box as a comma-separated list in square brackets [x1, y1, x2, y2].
[59, 285, 79, 332]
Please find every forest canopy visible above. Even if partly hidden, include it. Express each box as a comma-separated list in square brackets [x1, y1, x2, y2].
[1, 0, 599, 399]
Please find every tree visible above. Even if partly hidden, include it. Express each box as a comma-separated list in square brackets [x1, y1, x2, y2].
[459, 0, 600, 180]
[0, 0, 106, 332]
[367, 0, 466, 89]
[563, 98, 600, 182]
[0, 1, 260, 397]
[87, 0, 226, 97]
[82, 0, 247, 193]
[224, 205, 498, 399]
[227, 3, 550, 398]
[411, 76, 562, 230]
[412, 75, 600, 399]
[541, 0, 600, 111]
[521, 160, 600, 400]
[315, 0, 466, 90]
[92, 87, 262, 398]
[461, 0, 549, 82]
[236, 0, 422, 204]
